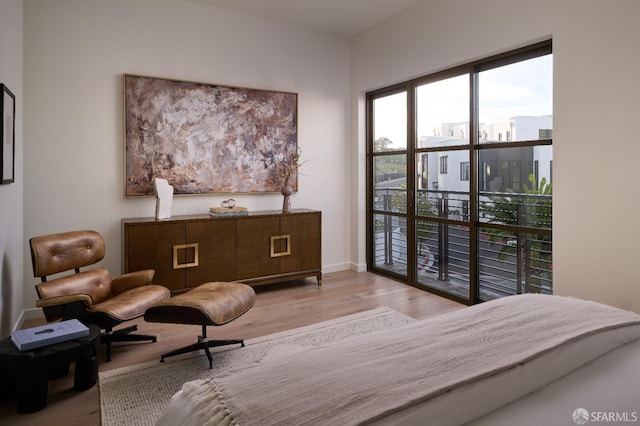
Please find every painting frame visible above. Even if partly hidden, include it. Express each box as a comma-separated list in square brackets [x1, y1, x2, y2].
[1, 84, 15, 185]
[124, 74, 298, 197]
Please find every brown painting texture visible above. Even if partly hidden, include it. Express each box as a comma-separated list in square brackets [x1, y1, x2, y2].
[124, 75, 297, 196]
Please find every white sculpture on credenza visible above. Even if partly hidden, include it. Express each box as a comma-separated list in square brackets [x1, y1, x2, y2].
[153, 178, 174, 219]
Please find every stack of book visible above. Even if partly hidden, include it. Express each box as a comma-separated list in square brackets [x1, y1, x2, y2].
[11, 319, 90, 351]
[210, 206, 249, 217]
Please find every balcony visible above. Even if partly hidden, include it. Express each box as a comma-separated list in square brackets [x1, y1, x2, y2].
[373, 187, 552, 301]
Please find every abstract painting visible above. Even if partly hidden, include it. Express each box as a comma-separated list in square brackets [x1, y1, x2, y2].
[124, 74, 297, 196]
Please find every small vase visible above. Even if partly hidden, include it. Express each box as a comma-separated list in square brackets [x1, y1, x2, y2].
[281, 180, 293, 214]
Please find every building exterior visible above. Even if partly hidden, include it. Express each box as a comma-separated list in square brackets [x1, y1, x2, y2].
[418, 116, 552, 197]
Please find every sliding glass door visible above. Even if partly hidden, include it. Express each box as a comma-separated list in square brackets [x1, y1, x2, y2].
[367, 41, 552, 305]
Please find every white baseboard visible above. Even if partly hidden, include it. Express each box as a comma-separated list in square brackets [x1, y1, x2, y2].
[322, 262, 351, 274]
[11, 311, 25, 333]
[10, 309, 44, 333]
[321, 262, 367, 273]
[350, 262, 367, 272]
[22, 307, 44, 321]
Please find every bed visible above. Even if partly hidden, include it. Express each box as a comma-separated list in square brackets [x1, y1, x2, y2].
[155, 294, 640, 425]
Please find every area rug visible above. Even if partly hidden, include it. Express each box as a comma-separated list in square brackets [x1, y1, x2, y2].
[99, 307, 414, 426]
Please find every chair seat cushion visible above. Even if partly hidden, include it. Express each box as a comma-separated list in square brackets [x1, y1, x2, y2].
[144, 282, 256, 326]
[91, 284, 170, 321]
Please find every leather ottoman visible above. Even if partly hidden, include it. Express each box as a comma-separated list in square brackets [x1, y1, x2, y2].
[144, 282, 255, 368]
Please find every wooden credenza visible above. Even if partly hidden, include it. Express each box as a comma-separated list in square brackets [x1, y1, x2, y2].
[122, 209, 322, 293]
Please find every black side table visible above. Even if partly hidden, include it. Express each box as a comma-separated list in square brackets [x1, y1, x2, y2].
[0, 323, 100, 414]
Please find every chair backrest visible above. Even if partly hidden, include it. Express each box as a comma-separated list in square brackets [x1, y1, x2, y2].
[30, 230, 115, 321]
[30, 230, 106, 278]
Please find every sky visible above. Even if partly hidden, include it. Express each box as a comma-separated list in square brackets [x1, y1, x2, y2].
[374, 54, 553, 149]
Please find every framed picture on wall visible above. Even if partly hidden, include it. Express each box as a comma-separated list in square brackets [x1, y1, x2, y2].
[123, 74, 298, 197]
[1, 83, 15, 185]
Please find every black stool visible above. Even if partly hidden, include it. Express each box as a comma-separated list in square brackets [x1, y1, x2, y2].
[0, 324, 100, 414]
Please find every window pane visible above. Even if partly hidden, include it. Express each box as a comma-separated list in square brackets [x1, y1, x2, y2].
[416, 74, 469, 148]
[374, 154, 407, 213]
[373, 92, 407, 152]
[373, 214, 407, 276]
[416, 220, 470, 299]
[479, 227, 552, 300]
[416, 150, 469, 221]
[478, 146, 552, 230]
[479, 55, 552, 143]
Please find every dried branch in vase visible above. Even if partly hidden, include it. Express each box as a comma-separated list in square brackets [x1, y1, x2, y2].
[275, 147, 305, 185]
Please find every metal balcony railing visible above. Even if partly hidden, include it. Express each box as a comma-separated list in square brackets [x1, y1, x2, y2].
[373, 187, 552, 300]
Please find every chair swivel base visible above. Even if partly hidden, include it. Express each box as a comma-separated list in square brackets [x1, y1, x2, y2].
[101, 324, 158, 362]
[160, 326, 244, 369]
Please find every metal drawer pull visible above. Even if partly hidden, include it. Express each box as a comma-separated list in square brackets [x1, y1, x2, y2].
[173, 243, 199, 269]
[270, 234, 291, 257]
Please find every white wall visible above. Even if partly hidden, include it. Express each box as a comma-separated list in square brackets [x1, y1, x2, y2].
[0, 0, 24, 337]
[23, 0, 351, 316]
[351, 0, 640, 312]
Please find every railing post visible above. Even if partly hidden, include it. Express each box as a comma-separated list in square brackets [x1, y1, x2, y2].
[522, 201, 532, 293]
[384, 191, 393, 265]
[516, 203, 525, 293]
[438, 197, 449, 281]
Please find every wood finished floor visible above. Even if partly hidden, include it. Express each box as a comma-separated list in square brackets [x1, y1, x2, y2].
[0, 270, 463, 426]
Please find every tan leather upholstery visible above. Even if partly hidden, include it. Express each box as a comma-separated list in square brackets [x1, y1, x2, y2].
[144, 282, 255, 368]
[111, 270, 156, 295]
[145, 282, 255, 325]
[30, 230, 106, 277]
[29, 229, 171, 361]
[92, 285, 170, 321]
[36, 269, 114, 307]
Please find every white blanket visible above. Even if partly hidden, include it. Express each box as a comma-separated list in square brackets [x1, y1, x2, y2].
[158, 294, 640, 425]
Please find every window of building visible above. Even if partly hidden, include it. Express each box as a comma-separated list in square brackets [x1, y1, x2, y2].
[539, 129, 552, 139]
[460, 162, 469, 181]
[440, 156, 448, 174]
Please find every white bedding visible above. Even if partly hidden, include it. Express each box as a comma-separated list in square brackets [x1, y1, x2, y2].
[156, 295, 640, 426]
[467, 336, 640, 426]
[373, 323, 640, 425]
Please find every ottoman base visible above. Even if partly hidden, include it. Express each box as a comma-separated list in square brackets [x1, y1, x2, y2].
[160, 324, 244, 368]
[144, 282, 256, 369]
